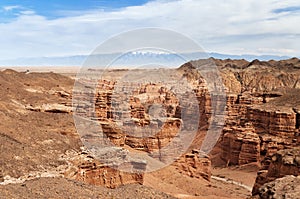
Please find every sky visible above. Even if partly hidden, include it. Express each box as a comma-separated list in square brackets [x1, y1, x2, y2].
[0, 0, 299, 61]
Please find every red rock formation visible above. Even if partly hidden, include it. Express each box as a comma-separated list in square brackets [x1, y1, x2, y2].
[93, 81, 183, 153]
[125, 118, 181, 152]
[65, 152, 146, 189]
[252, 148, 300, 195]
[246, 106, 298, 168]
[211, 57, 300, 168]
[254, 175, 300, 199]
[73, 58, 300, 190]
[247, 106, 296, 137]
[220, 104, 298, 168]
[221, 124, 260, 165]
[74, 163, 144, 189]
[225, 93, 264, 127]
[174, 149, 211, 181]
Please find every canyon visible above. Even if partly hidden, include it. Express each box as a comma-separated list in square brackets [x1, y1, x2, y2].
[0, 57, 300, 198]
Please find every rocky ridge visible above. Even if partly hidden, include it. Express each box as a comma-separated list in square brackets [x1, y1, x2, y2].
[254, 175, 300, 199]
[252, 148, 300, 195]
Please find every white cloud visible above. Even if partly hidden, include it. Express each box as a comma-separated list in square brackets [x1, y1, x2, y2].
[18, 10, 36, 15]
[2, 5, 22, 12]
[0, 0, 299, 60]
[258, 47, 296, 54]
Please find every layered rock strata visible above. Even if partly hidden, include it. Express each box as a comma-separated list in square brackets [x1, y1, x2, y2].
[221, 124, 260, 165]
[64, 149, 146, 188]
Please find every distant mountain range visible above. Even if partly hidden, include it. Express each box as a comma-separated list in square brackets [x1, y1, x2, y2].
[0, 52, 292, 67]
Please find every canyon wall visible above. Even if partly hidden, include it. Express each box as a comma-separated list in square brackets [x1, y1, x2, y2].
[72, 57, 300, 189]
[72, 71, 214, 187]
[213, 58, 300, 167]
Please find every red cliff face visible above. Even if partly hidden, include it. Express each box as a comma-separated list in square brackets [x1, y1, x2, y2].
[217, 92, 263, 166]
[247, 106, 296, 137]
[221, 124, 260, 165]
[247, 106, 298, 168]
[219, 96, 299, 167]
[213, 58, 300, 168]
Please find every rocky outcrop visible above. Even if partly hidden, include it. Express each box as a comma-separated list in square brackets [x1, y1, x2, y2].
[221, 124, 260, 165]
[26, 103, 72, 113]
[254, 175, 300, 199]
[218, 92, 265, 165]
[252, 148, 300, 195]
[64, 150, 146, 188]
[174, 149, 211, 181]
[124, 118, 182, 153]
[245, 106, 298, 168]
[247, 106, 296, 137]
[219, 63, 300, 166]
[92, 81, 184, 154]
[224, 93, 264, 127]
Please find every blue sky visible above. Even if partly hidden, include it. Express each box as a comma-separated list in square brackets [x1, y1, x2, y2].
[0, 0, 299, 61]
[0, 0, 150, 19]
[273, 6, 300, 14]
